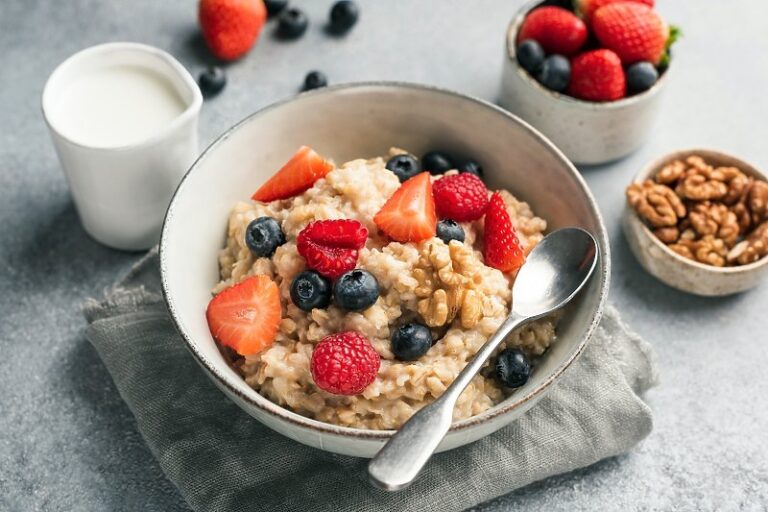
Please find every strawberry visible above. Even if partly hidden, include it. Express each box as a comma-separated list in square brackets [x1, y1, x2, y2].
[310, 331, 380, 395]
[575, 0, 654, 23]
[373, 172, 437, 243]
[517, 6, 588, 56]
[432, 173, 489, 222]
[483, 192, 526, 273]
[206, 275, 281, 356]
[297, 219, 368, 279]
[592, 2, 669, 65]
[252, 146, 334, 202]
[568, 49, 627, 102]
[199, 0, 267, 61]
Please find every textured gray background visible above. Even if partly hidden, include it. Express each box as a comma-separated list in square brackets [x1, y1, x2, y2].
[1, 0, 767, 510]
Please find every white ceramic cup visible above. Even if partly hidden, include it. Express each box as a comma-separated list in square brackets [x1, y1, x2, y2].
[42, 42, 202, 251]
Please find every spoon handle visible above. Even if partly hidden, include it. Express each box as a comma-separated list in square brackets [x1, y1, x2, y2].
[368, 312, 528, 491]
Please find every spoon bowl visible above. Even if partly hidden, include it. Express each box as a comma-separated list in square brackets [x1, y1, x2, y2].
[369, 227, 599, 490]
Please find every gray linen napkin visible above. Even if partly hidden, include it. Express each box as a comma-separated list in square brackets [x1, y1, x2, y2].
[84, 249, 658, 512]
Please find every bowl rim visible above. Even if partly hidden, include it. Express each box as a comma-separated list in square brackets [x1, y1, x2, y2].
[627, 147, 768, 273]
[506, 0, 669, 110]
[159, 80, 610, 441]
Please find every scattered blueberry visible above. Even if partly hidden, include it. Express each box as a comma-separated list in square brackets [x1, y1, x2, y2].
[386, 154, 421, 182]
[334, 269, 380, 311]
[277, 7, 309, 39]
[436, 219, 465, 244]
[264, 0, 288, 18]
[198, 67, 226, 98]
[517, 39, 545, 75]
[422, 151, 454, 174]
[303, 71, 328, 91]
[245, 217, 286, 257]
[329, 0, 359, 33]
[458, 159, 483, 178]
[536, 55, 570, 92]
[626, 61, 659, 94]
[290, 270, 332, 311]
[495, 348, 531, 388]
[391, 323, 433, 361]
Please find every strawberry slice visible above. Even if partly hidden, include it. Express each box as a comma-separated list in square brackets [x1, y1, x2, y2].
[483, 192, 526, 273]
[373, 172, 436, 243]
[206, 275, 281, 356]
[252, 146, 334, 202]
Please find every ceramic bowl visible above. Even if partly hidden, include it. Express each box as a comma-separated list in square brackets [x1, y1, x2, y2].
[160, 82, 610, 457]
[499, 0, 669, 165]
[623, 148, 768, 296]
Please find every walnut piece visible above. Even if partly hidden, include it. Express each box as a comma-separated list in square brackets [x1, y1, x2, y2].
[655, 160, 686, 185]
[748, 180, 768, 224]
[414, 240, 488, 328]
[675, 158, 728, 201]
[727, 221, 768, 265]
[719, 167, 751, 205]
[626, 180, 686, 227]
[688, 202, 740, 247]
[653, 227, 680, 244]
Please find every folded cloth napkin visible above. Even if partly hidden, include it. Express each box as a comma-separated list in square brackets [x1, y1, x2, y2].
[84, 249, 658, 512]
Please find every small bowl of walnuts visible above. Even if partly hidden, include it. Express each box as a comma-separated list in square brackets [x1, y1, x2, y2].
[623, 148, 768, 296]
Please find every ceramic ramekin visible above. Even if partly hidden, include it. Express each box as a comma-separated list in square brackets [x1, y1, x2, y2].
[623, 148, 768, 296]
[160, 82, 610, 457]
[42, 42, 202, 251]
[499, 0, 669, 166]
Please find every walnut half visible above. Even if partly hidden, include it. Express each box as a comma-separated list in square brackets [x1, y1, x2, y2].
[626, 180, 686, 227]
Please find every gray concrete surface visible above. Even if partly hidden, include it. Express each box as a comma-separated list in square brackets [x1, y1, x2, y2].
[1, 0, 767, 510]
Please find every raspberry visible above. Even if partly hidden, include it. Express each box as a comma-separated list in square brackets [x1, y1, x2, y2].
[483, 192, 526, 272]
[432, 173, 489, 222]
[297, 219, 368, 279]
[310, 331, 380, 395]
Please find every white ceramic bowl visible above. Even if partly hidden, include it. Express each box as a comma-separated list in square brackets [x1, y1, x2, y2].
[160, 82, 610, 457]
[623, 148, 768, 296]
[499, 0, 669, 165]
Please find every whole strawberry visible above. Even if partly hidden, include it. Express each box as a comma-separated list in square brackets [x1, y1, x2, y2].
[575, 0, 654, 23]
[310, 331, 380, 395]
[568, 49, 627, 102]
[199, 0, 267, 61]
[592, 2, 669, 65]
[517, 6, 588, 56]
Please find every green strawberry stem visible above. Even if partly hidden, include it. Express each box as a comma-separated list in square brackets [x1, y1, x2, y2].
[659, 25, 682, 69]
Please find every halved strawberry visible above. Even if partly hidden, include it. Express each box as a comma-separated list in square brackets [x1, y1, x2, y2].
[252, 146, 334, 202]
[483, 192, 526, 273]
[206, 275, 281, 356]
[373, 172, 436, 243]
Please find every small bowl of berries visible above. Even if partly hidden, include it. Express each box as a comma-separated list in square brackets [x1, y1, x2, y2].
[499, 0, 679, 165]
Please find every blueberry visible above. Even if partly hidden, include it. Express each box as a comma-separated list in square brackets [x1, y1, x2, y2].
[421, 151, 454, 174]
[436, 219, 465, 244]
[391, 323, 433, 361]
[536, 55, 570, 92]
[277, 7, 308, 39]
[245, 217, 285, 257]
[198, 67, 226, 98]
[517, 39, 545, 75]
[458, 159, 483, 178]
[290, 270, 331, 311]
[495, 348, 531, 388]
[333, 269, 380, 311]
[264, 0, 288, 17]
[626, 61, 659, 94]
[386, 154, 421, 182]
[329, 0, 359, 33]
[303, 71, 328, 91]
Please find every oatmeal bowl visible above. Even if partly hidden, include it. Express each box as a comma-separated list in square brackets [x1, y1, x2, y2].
[160, 82, 609, 457]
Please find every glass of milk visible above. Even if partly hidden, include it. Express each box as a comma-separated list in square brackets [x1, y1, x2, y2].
[42, 42, 202, 251]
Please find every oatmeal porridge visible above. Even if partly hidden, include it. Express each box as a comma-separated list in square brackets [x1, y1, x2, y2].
[206, 146, 556, 430]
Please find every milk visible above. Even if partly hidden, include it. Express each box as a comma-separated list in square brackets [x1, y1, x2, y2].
[53, 64, 187, 147]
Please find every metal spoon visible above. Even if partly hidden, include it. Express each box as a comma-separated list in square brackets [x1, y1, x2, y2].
[368, 227, 599, 491]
